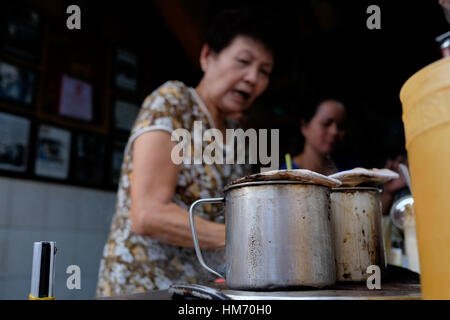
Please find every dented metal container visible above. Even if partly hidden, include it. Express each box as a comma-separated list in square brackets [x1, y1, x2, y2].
[190, 180, 337, 290]
[330, 187, 386, 282]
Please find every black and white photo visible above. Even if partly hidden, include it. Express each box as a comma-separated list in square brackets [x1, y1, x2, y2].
[113, 99, 140, 132]
[114, 48, 138, 93]
[34, 124, 71, 179]
[0, 61, 36, 106]
[0, 3, 42, 61]
[0, 111, 31, 172]
[73, 132, 107, 185]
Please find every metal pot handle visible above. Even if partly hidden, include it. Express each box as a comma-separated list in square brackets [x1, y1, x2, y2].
[189, 197, 225, 279]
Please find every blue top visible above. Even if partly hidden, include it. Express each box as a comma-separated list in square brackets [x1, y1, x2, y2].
[280, 159, 301, 170]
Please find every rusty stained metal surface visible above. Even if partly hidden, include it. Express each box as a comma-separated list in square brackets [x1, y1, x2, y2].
[224, 182, 336, 290]
[330, 187, 386, 282]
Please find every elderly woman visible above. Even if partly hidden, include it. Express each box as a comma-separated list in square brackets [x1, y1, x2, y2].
[96, 8, 280, 297]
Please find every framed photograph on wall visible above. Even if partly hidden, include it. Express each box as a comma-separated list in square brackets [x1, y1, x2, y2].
[0, 111, 31, 172]
[0, 60, 36, 107]
[110, 139, 126, 187]
[114, 48, 138, 93]
[113, 99, 140, 132]
[73, 132, 107, 186]
[34, 124, 71, 180]
[0, 3, 43, 61]
[58, 74, 93, 121]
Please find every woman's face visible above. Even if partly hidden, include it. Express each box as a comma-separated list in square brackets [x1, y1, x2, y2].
[200, 35, 274, 119]
[301, 100, 346, 155]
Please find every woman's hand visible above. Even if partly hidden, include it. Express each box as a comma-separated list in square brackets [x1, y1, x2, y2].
[383, 155, 407, 194]
[130, 130, 225, 249]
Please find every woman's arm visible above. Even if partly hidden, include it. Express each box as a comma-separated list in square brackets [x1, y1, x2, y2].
[130, 130, 225, 249]
[381, 156, 407, 216]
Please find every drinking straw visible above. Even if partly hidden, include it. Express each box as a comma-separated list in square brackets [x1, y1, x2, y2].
[285, 153, 292, 170]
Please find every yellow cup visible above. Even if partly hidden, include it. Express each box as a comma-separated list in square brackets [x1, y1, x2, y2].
[400, 57, 450, 299]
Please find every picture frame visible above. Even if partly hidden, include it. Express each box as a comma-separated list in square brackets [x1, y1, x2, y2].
[72, 132, 107, 186]
[58, 74, 93, 122]
[34, 124, 71, 180]
[0, 3, 43, 61]
[110, 138, 127, 187]
[0, 111, 31, 173]
[113, 48, 138, 93]
[113, 99, 141, 132]
[0, 60, 37, 107]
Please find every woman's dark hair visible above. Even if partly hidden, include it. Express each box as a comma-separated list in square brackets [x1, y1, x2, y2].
[202, 5, 284, 63]
[300, 93, 346, 124]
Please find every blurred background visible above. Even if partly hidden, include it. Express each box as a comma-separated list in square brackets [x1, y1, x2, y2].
[0, 0, 448, 299]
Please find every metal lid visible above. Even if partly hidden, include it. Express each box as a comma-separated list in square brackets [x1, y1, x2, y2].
[223, 180, 331, 192]
[224, 169, 342, 190]
[329, 167, 399, 187]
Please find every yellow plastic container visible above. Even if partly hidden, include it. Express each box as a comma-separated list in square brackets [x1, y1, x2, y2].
[400, 57, 450, 300]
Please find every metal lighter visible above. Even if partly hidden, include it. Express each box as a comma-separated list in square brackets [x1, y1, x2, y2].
[29, 241, 57, 300]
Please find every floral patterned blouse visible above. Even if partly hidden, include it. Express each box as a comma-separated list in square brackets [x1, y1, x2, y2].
[96, 81, 250, 297]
